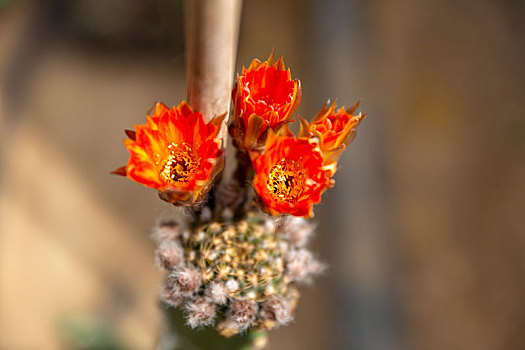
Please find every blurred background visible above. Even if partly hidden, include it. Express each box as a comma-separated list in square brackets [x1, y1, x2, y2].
[1, 0, 524, 349]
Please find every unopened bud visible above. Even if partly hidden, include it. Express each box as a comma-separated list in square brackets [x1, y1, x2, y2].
[228, 299, 257, 328]
[155, 240, 184, 270]
[185, 298, 216, 328]
[285, 249, 318, 282]
[152, 220, 183, 243]
[168, 266, 202, 294]
[260, 297, 292, 327]
[277, 217, 314, 247]
[160, 285, 186, 307]
[306, 257, 326, 276]
[206, 281, 228, 305]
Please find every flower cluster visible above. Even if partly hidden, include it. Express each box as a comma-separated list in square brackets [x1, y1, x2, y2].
[113, 52, 364, 217]
[112, 51, 365, 341]
[231, 51, 366, 218]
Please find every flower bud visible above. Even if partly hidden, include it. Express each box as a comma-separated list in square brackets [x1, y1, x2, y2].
[152, 220, 184, 243]
[228, 299, 258, 328]
[185, 298, 216, 328]
[277, 216, 314, 247]
[206, 281, 228, 305]
[259, 297, 292, 328]
[230, 51, 301, 151]
[168, 266, 202, 294]
[155, 240, 184, 270]
[160, 285, 186, 307]
[285, 249, 325, 283]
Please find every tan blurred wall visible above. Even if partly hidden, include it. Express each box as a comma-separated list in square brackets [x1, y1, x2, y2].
[375, 1, 525, 349]
[1, 0, 524, 349]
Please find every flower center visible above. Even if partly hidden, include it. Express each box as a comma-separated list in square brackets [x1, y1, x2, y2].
[160, 143, 200, 183]
[267, 159, 307, 203]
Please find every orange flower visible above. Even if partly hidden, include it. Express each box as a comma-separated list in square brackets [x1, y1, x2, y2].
[251, 132, 333, 218]
[300, 101, 365, 151]
[298, 101, 365, 174]
[230, 51, 301, 150]
[112, 101, 225, 205]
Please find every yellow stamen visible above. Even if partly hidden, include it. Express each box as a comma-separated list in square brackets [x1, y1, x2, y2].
[160, 143, 199, 183]
[267, 159, 307, 203]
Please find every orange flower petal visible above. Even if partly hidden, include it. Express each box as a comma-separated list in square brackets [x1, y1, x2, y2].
[114, 101, 224, 206]
[251, 134, 332, 218]
[310, 101, 365, 152]
[231, 51, 301, 151]
[299, 101, 366, 171]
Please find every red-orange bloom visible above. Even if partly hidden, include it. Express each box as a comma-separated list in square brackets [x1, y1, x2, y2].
[231, 51, 301, 150]
[298, 101, 365, 174]
[112, 101, 224, 205]
[251, 132, 333, 218]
